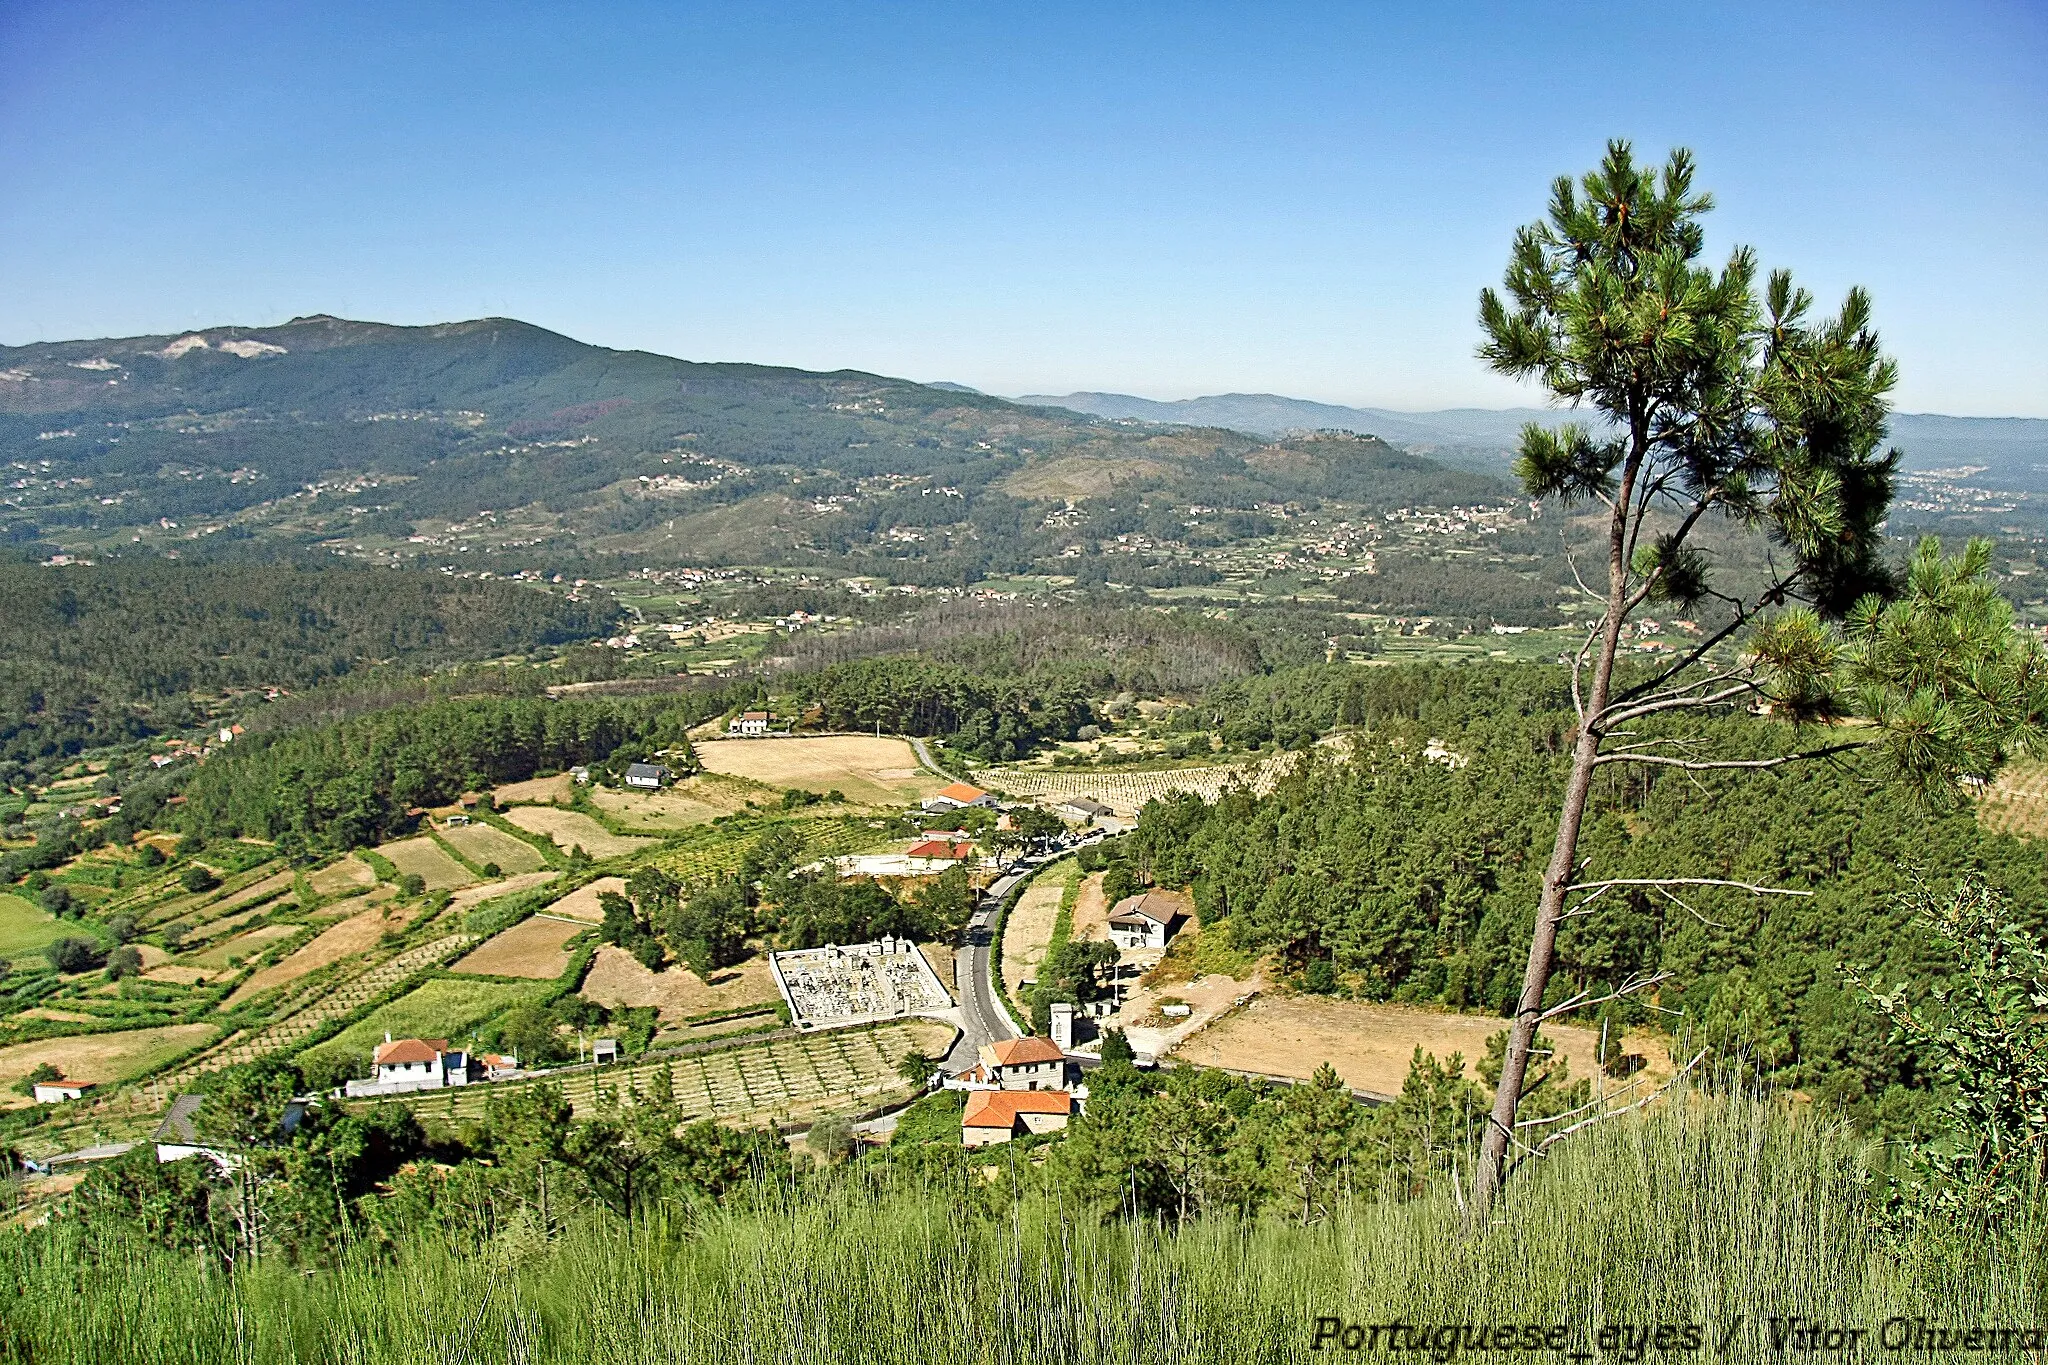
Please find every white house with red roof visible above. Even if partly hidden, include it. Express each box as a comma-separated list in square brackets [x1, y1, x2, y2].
[922, 781, 996, 813]
[962, 1090, 1073, 1146]
[344, 1035, 483, 1097]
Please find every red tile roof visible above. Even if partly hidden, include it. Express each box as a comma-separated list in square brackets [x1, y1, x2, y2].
[905, 839, 974, 860]
[989, 1036, 1064, 1066]
[963, 1090, 1073, 1128]
[374, 1038, 449, 1066]
[934, 782, 988, 803]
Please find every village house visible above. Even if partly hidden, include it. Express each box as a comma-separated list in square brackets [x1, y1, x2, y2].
[904, 838, 975, 862]
[922, 781, 997, 813]
[624, 762, 669, 790]
[344, 1036, 482, 1097]
[727, 710, 773, 737]
[978, 1035, 1069, 1091]
[1106, 890, 1191, 951]
[961, 1090, 1073, 1146]
[1050, 795, 1115, 823]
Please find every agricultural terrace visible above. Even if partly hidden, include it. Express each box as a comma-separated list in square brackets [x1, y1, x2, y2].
[300, 976, 554, 1075]
[693, 735, 945, 806]
[1169, 995, 1657, 1098]
[446, 871, 558, 915]
[453, 915, 588, 979]
[542, 877, 626, 923]
[0, 894, 72, 967]
[0, 1023, 218, 1106]
[971, 754, 1292, 816]
[438, 822, 547, 873]
[305, 855, 377, 897]
[375, 837, 475, 890]
[580, 946, 781, 1022]
[502, 807, 653, 859]
[400, 1020, 953, 1129]
[590, 774, 753, 830]
[224, 904, 419, 1005]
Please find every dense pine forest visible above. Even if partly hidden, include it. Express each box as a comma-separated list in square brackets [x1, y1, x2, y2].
[0, 557, 618, 766]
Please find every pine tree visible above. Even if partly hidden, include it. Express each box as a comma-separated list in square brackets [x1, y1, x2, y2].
[1467, 140, 2048, 1217]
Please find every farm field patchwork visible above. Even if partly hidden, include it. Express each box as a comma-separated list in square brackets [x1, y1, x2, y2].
[223, 905, 419, 1005]
[405, 1019, 953, 1128]
[439, 822, 547, 873]
[590, 777, 749, 830]
[0, 895, 70, 965]
[971, 754, 1292, 815]
[452, 916, 587, 979]
[447, 870, 559, 915]
[579, 945, 780, 1022]
[542, 877, 626, 923]
[692, 735, 943, 806]
[1169, 995, 1641, 1099]
[185, 921, 299, 970]
[0, 1023, 218, 1104]
[301, 976, 552, 1073]
[376, 837, 476, 890]
[306, 856, 378, 897]
[503, 807, 653, 859]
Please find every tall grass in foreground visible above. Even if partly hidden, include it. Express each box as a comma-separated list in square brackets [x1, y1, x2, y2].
[4, 1092, 2039, 1363]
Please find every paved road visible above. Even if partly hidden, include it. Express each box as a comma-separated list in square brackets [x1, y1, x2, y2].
[945, 857, 1046, 1069]
[906, 735, 958, 784]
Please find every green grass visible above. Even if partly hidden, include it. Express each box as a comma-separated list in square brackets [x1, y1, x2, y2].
[299, 975, 550, 1066]
[0, 1092, 2036, 1363]
[0, 894, 70, 964]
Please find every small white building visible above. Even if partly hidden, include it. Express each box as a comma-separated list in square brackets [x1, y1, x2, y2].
[1106, 891, 1191, 951]
[31, 1080, 90, 1104]
[624, 762, 669, 789]
[344, 1036, 480, 1097]
[728, 711, 773, 737]
[922, 781, 997, 813]
[978, 1036, 1069, 1091]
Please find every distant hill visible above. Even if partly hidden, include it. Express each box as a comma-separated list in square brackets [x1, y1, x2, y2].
[1019, 390, 2048, 484]
[0, 317, 1506, 569]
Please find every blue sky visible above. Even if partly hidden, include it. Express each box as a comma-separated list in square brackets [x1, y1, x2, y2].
[1, 3, 2042, 414]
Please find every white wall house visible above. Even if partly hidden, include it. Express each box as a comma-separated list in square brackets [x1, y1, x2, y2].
[345, 1036, 480, 1097]
[1106, 891, 1190, 951]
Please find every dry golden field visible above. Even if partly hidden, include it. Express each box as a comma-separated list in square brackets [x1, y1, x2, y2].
[0, 1023, 218, 1106]
[693, 735, 943, 806]
[590, 776, 750, 830]
[543, 876, 627, 923]
[306, 856, 377, 897]
[1977, 758, 2048, 839]
[452, 915, 587, 979]
[502, 807, 652, 859]
[439, 822, 548, 873]
[376, 837, 475, 890]
[493, 772, 575, 805]
[579, 944, 780, 1022]
[223, 905, 419, 1005]
[445, 870, 559, 915]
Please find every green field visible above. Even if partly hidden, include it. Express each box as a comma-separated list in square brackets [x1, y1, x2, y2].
[0, 894, 70, 964]
[299, 976, 551, 1068]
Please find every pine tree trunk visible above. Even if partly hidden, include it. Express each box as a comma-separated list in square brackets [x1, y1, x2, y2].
[1468, 427, 1642, 1222]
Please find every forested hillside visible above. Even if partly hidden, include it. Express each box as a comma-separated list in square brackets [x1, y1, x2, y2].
[1125, 663, 2048, 1132]
[0, 558, 617, 766]
[0, 316, 1525, 587]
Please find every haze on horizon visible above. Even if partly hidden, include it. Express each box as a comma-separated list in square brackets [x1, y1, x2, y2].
[1, 2, 2042, 417]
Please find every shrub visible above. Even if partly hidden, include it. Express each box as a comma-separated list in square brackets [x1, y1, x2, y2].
[398, 874, 426, 897]
[179, 865, 218, 894]
[36, 885, 72, 918]
[45, 937, 102, 975]
[104, 946, 142, 981]
[481, 862, 502, 878]
[135, 843, 165, 869]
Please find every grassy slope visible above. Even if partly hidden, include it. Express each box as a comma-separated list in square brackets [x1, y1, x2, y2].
[3, 1093, 2032, 1363]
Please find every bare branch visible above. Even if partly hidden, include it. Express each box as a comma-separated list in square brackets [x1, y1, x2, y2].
[1537, 971, 1675, 1023]
[1516, 1051, 1711, 1166]
[1591, 742, 1867, 772]
[1566, 876, 1811, 898]
[1599, 680, 1763, 730]
[1607, 570, 1800, 709]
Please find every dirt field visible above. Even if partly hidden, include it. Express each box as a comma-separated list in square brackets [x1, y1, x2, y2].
[543, 876, 627, 923]
[693, 735, 944, 806]
[0, 1023, 217, 1105]
[1069, 872, 1110, 942]
[502, 807, 652, 859]
[439, 822, 547, 873]
[1171, 995, 1638, 1099]
[452, 916, 586, 979]
[591, 776, 750, 830]
[223, 904, 419, 1004]
[306, 856, 377, 897]
[579, 945, 781, 1022]
[377, 837, 475, 890]
[185, 922, 300, 969]
[446, 870, 558, 915]
[1002, 873, 1065, 998]
[494, 773, 574, 806]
